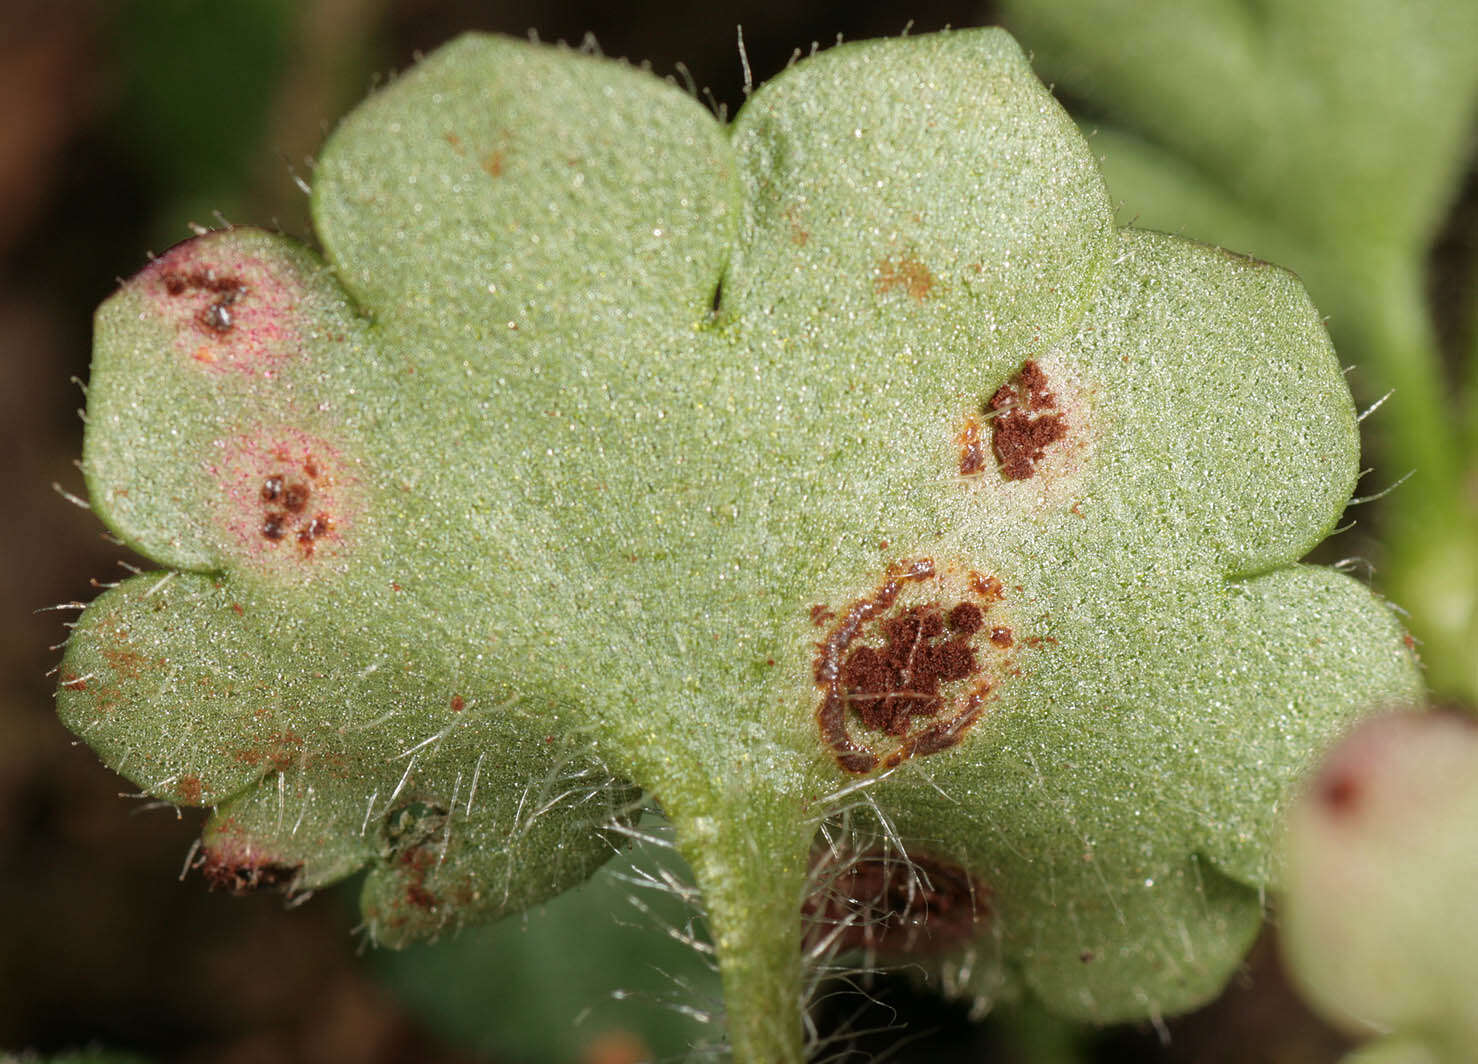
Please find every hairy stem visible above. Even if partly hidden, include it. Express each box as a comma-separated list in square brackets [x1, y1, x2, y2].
[674, 789, 813, 1063]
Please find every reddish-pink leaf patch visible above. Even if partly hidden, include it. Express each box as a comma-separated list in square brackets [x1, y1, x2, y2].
[208, 426, 355, 567]
[138, 232, 306, 377]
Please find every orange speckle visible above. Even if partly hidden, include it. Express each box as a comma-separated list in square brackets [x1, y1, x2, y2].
[956, 415, 986, 477]
[784, 205, 809, 246]
[581, 1031, 653, 1064]
[175, 776, 203, 805]
[875, 254, 934, 301]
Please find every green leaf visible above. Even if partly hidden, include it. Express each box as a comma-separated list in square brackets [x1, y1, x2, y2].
[377, 831, 724, 1062]
[61, 29, 1422, 1059]
[1001, 0, 1478, 702]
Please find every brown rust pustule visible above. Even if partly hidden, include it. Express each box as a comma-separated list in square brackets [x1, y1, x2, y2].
[200, 851, 301, 894]
[956, 415, 987, 477]
[989, 359, 1067, 480]
[803, 848, 990, 956]
[162, 268, 249, 336]
[814, 560, 1011, 773]
[252, 465, 330, 556]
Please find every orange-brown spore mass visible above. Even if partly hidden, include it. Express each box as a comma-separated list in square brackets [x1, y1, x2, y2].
[814, 561, 1012, 773]
[874, 254, 935, 301]
[956, 415, 987, 477]
[989, 359, 1067, 480]
[839, 603, 981, 736]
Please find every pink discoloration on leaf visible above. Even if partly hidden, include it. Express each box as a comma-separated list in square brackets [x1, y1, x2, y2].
[208, 426, 356, 568]
[139, 233, 305, 376]
[200, 816, 303, 894]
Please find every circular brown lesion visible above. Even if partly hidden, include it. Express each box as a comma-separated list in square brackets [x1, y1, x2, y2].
[813, 559, 1013, 773]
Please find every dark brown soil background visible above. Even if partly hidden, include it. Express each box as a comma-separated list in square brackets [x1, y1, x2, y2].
[0, 2, 1420, 1061]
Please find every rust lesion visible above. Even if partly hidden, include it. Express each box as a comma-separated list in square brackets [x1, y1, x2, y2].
[803, 846, 990, 955]
[957, 360, 1077, 483]
[162, 268, 249, 339]
[138, 234, 307, 376]
[214, 427, 351, 568]
[198, 820, 303, 895]
[956, 415, 987, 477]
[874, 254, 934, 301]
[813, 559, 1014, 773]
[256, 460, 333, 557]
[784, 204, 810, 247]
[200, 853, 301, 894]
[988, 359, 1067, 480]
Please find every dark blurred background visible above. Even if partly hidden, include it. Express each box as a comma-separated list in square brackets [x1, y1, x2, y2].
[0, 2, 1418, 1061]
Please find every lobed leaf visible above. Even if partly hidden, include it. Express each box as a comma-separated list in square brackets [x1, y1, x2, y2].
[60, 29, 1424, 1059]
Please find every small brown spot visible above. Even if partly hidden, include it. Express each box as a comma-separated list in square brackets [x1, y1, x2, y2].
[874, 254, 934, 301]
[281, 481, 310, 513]
[1319, 769, 1361, 813]
[303, 460, 320, 479]
[968, 572, 1003, 601]
[766, 658, 776, 666]
[260, 475, 284, 503]
[988, 627, 1014, 648]
[803, 848, 990, 956]
[482, 151, 504, 177]
[299, 513, 330, 542]
[810, 604, 835, 627]
[450, 695, 465, 712]
[989, 360, 1067, 480]
[877, 540, 889, 551]
[443, 131, 463, 152]
[957, 415, 986, 477]
[59, 672, 88, 691]
[231, 602, 244, 616]
[1080, 950, 1095, 963]
[262, 513, 287, 540]
[1403, 633, 1417, 651]
[405, 883, 438, 911]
